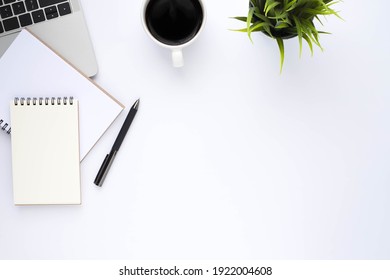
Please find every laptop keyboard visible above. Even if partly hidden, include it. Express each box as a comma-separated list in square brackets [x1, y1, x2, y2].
[0, 0, 72, 34]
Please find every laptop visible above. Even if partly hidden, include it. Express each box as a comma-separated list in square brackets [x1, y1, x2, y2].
[0, 0, 98, 77]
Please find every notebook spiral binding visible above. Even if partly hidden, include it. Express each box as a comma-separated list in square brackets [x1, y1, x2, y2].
[1, 97, 74, 135]
[14, 96, 74, 106]
[0, 119, 11, 134]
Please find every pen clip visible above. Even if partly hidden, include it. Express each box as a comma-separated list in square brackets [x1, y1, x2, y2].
[94, 151, 117, 187]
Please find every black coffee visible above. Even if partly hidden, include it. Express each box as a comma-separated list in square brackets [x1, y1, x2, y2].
[145, 0, 203, 46]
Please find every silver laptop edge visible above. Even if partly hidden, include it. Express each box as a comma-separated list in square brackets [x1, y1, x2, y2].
[0, 0, 98, 77]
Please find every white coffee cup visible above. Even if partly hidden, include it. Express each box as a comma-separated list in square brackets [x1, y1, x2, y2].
[141, 0, 206, 67]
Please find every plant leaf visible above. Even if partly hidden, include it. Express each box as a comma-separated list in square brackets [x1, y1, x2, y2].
[247, 8, 256, 42]
[231, 16, 248, 23]
[292, 15, 303, 57]
[302, 33, 313, 56]
[276, 37, 284, 73]
[253, 12, 271, 23]
[265, 1, 280, 16]
[250, 21, 271, 33]
[275, 22, 290, 29]
[285, 0, 298, 12]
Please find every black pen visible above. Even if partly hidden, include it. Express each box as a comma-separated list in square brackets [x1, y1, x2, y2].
[94, 99, 140, 187]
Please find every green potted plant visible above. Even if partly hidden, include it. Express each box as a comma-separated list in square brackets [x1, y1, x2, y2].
[233, 0, 341, 72]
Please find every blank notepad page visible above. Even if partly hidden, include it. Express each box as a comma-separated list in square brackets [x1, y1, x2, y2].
[10, 98, 81, 205]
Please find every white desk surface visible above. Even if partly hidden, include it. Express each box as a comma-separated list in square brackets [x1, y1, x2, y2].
[1, 0, 390, 259]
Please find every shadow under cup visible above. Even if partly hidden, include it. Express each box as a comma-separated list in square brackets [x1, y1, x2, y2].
[144, 0, 204, 46]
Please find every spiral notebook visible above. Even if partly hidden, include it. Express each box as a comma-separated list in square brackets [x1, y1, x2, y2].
[0, 30, 124, 160]
[11, 97, 81, 205]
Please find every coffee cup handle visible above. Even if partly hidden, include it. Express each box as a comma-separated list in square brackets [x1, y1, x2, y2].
[172, 49, 184, 68]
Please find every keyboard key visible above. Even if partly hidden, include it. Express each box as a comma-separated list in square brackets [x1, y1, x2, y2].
[3, 16, 19, 31]
[38, 0, 66, 8]
[44, 6, 57, 19]
[58, 2, 71, 16]
[4, 0, 16, 4]
[0, 5, 13, 18]
[0, 22, 3, 33]
[12, 2, 25, 15]
[31, 9, 44, 23]
[25, 0, 39, 11]
[19, 13, 32, 26]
